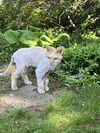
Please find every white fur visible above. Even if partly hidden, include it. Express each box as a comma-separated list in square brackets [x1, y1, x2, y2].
[0, 46, 62, 94]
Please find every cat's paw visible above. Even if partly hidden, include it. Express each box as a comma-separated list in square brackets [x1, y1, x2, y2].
[37, 88, 45, 94]
[12, 87, 18, 91]
[45, 86, 49, 92]
[25, 81, 32, 85]
[0, 73, 3, 76]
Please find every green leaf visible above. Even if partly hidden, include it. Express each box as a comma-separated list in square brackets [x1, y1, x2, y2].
[53, 33, 70, 42]
[26, 25, 42, 32]
[40, 40, 51, 47]
[4, 30, 21, 44]
[28, 40, 38, 47]
[34, 31, 45, 38]
[19, 30, 38, 45]
[40, 35, 53, 43]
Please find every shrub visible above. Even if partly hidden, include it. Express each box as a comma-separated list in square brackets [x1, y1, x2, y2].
[0, 0, 42, 31]
[41, 0, 100, 32]
[3, 27, 69, 46]
[0, 33, 25, 62]
[54, 32, 100, 89]
[62, 41, 100, 75]
[0, 0, 99, 33]
[0, 27, 70, 62]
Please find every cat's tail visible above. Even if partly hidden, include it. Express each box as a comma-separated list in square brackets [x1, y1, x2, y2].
[0, 57, 14, 76]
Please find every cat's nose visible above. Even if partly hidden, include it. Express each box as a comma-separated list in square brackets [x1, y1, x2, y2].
[50, 59, 54, 64]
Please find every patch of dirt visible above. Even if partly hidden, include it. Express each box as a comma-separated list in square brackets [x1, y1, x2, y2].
[0, 65, 62, 113]
[0, 85, 61, 113]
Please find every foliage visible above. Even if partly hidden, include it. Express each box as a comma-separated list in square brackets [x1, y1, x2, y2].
[4, 30, 21, 44]
[0, 0, 100, 33]
[3, 27, 69, 47]
[0, 32, 25, 62]
[0, 26, 69, 61]
[62, 38, 100, 75]
[0, 28, 100, 89]
[0, 0, 42, 31]
[53, 32, 100, 89]
[65, 73, 100, 90]
[42, 0, 100, 32]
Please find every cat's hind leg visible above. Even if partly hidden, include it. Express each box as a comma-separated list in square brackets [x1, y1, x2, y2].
[11, 72, 18, 90]
[11, 65, 25, 90]
[21, 73, 32, 85]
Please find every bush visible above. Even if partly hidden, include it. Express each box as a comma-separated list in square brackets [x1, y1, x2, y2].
[0, 0, 42, 31]
[0, 33, 25, 62]
[41, 0, 100, 32]
[0, 27, 70, 62]
[63, 41, 100, 75]
[0, 0, 99, 33]
[54, 32, 100, 89]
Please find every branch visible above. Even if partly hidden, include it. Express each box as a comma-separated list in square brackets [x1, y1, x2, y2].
[68, 15, 76, 28]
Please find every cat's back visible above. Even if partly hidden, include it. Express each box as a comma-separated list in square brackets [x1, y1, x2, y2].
[13, 46, 45, 56]
[31, 46, 46, 54]
[12, 46, 46, 66]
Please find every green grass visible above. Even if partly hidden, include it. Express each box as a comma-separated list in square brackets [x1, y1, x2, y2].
[0, 83, 100, 133]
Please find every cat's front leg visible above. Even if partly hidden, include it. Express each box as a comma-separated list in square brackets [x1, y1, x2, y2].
[36, 59, 50, 94]
[44, 77, 49, 92]
[36, 69, 45, 94]
[36, 77, 45, 94]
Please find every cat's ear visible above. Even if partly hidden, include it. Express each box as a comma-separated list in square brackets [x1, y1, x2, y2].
[56, 47, 63, 54]
[46, 46, 53, 52]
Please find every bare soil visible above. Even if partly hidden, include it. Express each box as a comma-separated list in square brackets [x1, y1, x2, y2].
[0, 85, 61, 113]
[0, 65, 62, 113]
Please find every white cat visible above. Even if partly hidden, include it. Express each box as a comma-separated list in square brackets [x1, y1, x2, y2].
[0, 46, 63, 94]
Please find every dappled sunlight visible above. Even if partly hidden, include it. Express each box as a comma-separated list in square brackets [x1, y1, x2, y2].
[48, 113, 70, 126]
[43, 104, 97, 132]
[82, 32, 100, 40]
[42, 85, 100, 132]
[0, 91, 33, 113]
[53, 112, 80, 123]
[45, 111, 86, 132]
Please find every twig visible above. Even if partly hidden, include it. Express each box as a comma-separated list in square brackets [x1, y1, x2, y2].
[68, 15, 76, 28]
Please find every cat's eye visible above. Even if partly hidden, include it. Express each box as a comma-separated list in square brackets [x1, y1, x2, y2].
[47, 57, 50, 59]
[54, 57, 58, 60]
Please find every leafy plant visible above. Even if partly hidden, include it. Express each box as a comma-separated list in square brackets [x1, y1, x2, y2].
[62, 34, 100, 75]
[4, 29, 21, 44]
[53, 32, 100, 89]
[41, 0, 100, 32]
[0, 32, 25, 62]
[0, 0, 44, 31]
[4, 27, 70, 47]
[0, 26, 70, 62]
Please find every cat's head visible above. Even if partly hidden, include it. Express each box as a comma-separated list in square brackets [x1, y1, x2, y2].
[46, 46, 63, 66]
